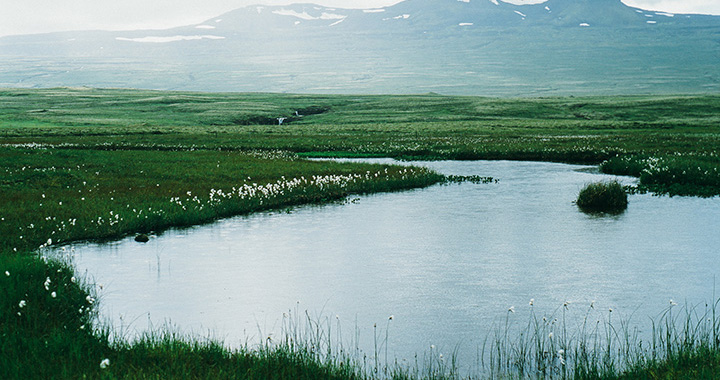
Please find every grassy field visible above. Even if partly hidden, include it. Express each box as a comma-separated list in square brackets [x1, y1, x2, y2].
[1, 88, 719, 379]
[2, 88, 719, 195]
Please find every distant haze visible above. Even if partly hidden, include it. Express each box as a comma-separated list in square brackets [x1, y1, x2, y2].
[1, 0, 719, 37]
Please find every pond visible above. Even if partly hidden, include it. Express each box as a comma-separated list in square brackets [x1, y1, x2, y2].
[55, 160, 720, 371]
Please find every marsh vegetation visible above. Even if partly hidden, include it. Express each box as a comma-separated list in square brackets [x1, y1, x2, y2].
[1, 88, 719, 378]
[576, 181, 628, 214]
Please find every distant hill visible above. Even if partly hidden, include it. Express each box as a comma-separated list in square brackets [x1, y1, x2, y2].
[1, 0, 719, 96]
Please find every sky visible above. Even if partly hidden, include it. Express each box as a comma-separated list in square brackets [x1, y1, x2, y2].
[1, 0, 719, 38]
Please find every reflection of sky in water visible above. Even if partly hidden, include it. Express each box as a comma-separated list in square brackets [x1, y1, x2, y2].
[60, 160, 720, 371]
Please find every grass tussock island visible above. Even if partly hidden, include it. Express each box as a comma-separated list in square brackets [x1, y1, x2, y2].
[2, 88, 720, 379]
[575, 181, 628, 214]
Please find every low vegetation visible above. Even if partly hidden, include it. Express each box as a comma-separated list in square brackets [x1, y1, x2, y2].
[576, 181, 628, 214]
[1, 88, 719, 378]
[484, 299, 720, 379]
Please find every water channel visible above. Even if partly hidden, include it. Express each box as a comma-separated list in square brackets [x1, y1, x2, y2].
[55, 160, 720, 371]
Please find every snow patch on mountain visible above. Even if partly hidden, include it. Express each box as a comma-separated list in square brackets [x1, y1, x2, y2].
[195, 25, 216, 29]
[363, 9, 385, 13]
[459, 23, 474, 26]
[271, 9, 345, 21]
[116, 35, 225, 43]
[320, 13, 346, 20]
[272, 9, 316, 20]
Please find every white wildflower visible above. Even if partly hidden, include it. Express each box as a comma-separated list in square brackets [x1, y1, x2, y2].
[99, 358, 110, 369]
[19, 300, 27, 308]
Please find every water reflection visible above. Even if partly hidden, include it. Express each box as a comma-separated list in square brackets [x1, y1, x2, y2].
[60, 160, 720, 370]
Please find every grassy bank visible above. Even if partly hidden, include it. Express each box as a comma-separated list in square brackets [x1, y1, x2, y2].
[1, 88, 719, 378]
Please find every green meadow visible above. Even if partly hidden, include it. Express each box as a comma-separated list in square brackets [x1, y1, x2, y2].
[1, 88, 720, 379]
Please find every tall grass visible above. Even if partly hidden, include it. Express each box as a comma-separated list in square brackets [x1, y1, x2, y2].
[482, 299, 720, 379]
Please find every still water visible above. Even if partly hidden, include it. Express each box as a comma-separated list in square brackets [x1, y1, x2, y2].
[59, 160, 720, 369]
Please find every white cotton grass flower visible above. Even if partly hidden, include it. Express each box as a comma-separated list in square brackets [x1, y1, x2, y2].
[44, 277, 51, 290]
[4, 271, 9, 276]
[19, 300, 26, 308]
[51, 291, 57, 298]
[508, 306, 515, 313]
[548, 332, 554, 339]
[670, 299, 678, 306]
[99, 358, 110, 369]
[529, 298, 534, 306]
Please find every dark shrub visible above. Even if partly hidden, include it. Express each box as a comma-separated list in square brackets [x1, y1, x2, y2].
[576, 181, 628, 213]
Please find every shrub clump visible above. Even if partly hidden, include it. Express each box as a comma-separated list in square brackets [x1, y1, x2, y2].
[576, 181, 628, 213]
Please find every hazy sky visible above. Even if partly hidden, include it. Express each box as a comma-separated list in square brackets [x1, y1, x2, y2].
[2, 0, 719, 37]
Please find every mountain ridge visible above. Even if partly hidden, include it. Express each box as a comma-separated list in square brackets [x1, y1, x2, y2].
[1, 0, 719, 96]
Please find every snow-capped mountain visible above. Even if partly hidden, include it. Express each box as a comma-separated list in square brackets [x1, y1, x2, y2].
[1, 0, 719, 95]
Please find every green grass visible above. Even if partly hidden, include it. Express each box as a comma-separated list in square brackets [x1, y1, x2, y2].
[482, 299, 720, 379]
[1, 88, 719, 379]
[2, 88, 718, 194]
[576, 181, 628, 214]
